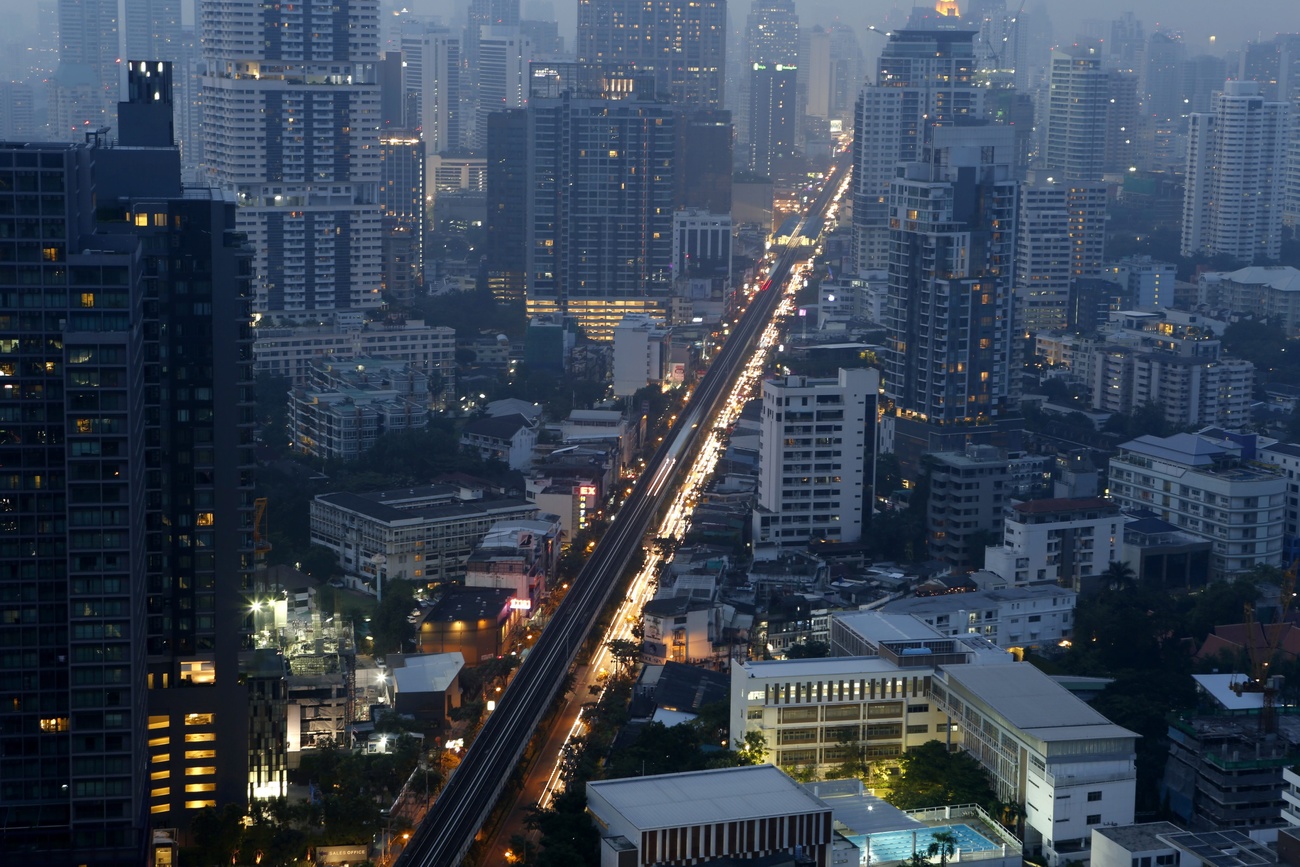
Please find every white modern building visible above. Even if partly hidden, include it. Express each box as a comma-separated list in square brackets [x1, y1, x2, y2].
[929, 664, 1138, 865]
[310, 484, 539, 585]
[733, 613, 1138, 866]
[1182, 81, 1290, 264]
[612, 315, 672, 398]
[879, 584, 1078, 650]
[983, 497, 1125, 592]
[459, 413, 538, 471]
[1258, 441, 1300, 548]
[753, 368, 877, 547]
[1108, 433, 1287, 579]
[586, 766, 847, 867]
[401, 21, 462, 155]
[201, 0, 384, 316]
[253, 316, 456, 391]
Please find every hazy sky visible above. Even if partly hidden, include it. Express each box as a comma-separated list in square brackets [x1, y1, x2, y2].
[2, 0, 1296, 61]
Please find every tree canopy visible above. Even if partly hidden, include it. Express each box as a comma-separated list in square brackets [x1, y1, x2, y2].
[885, 740, 999, 812]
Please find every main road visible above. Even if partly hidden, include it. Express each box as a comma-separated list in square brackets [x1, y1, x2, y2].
[396, 155, 849, 867]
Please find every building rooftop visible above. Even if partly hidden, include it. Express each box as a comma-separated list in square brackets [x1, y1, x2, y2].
[738, 655, 907, 679]
[423, 587, 514, 624]
[586, 765, 829, 831]
[1010, 497, 1115, 516]
[939, 663, 1139, 743]
[315, 489, 534, 525]
[1092, 821, 1183, 854]
[880, 585, 1076, 618]
[833, 610, 947, 643]
[461, 412, 534, 441]
[1163, 830, 1278, 866]
[389, 651, 464, 694]
[1216, 265, 1300, 292]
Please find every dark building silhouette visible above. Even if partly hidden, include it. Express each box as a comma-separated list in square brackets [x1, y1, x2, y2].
[0, 61, 272, 864]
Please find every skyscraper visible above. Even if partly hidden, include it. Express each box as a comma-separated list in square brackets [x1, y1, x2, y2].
[49, 0, 119, 137]
[476, 27, 533, 150]
[519, 64, 677, 339]
[401, 23, 463, 155]
[577, 0, 726, 108]
[1015, 175, 1106, 336]
[851, 10, 982, 274]
[883, 125, 1017, 428]
[124, 0, 181, 62]
[0, 62, 262, 864]
[201, 0, 383, 316]
[1044, 45, 1108, 182]
[1182, 81, 1289, 264]
[744, 0, 798, 178]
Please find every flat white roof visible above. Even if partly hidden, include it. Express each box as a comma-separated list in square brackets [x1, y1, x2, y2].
[940, 663, 1138, 741]
[832, 611, 946, 643]
[739, 656, 905, 679]
[1192, 673, 1263, 711]
[391, 652, 464, 694]
[587, 765, 828, 830]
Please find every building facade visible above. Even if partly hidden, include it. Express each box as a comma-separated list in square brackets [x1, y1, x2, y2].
[753, 368, 876, 547]
[983, 498, 1124, 592]
[1108, 433, 1286, 579]
[202, 0, 383, 316]
[1182, 81, 1289, 264]
[851, 12, 982, 272]
[883, 126, 1017, 428]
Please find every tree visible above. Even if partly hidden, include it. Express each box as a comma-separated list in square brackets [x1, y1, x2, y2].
[735, 730, 768, 765]
[886, 741, 998, 812]
[1102, 560, 1137, 591]
[785, 640, 830, 659]
[927, 830, 958, 867]
[605, 638, 642, 673]
[370, 578, 417, 655]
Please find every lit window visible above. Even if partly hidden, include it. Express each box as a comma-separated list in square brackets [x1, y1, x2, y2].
[185, 800, 216, 810]
[184, 732, 215, 743]
[184, 767, 217, 777]
[184, 713, 214, 726]
[184, 783, 216, 793]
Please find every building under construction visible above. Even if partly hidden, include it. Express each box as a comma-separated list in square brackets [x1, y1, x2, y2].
[284, 613, 358, 761]
[1162, 696, 1300, 831]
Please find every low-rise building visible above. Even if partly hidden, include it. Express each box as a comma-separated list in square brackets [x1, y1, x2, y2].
[254, 314, 455, 395]
[1120, 514, 1214, 591]
[289, 358, 431, 460]
[642, 595, 719, 666]
[1198, 266, 1300, 336]
[462, 516, 563, 610]
[384, 652, 463, 729]
[927, 445, 1052, 572]
[879, 585, 1077, 650]
[585, 765, 846, 867]
[416, 587, 518, 663]
[460, 412, 538, 471]
[310, 484, 539, 586]
[1108, 433, 1287, 579]
[983, 498, 1124, 592]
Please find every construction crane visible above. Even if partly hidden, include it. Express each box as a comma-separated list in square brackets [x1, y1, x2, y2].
[253, 497, 272, 561]
[1234, 563, 1297, 733]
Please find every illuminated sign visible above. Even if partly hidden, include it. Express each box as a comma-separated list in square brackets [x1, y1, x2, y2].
[509, 598, 532, 611]
[579, 485, 597, 496]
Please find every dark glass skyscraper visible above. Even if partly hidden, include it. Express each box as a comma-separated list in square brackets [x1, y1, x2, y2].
[0, 62, 265, 864]
[577, 0, 726, 109]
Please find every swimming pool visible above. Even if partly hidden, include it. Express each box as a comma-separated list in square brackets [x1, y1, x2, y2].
[851, 823, 999, 864]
